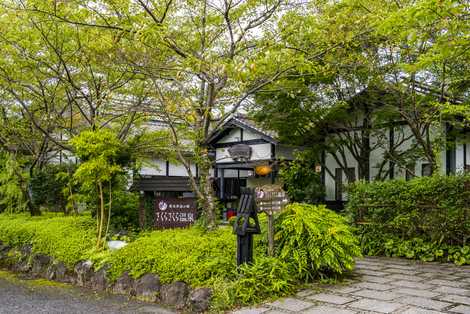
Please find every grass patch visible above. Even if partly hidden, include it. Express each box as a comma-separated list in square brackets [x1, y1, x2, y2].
[0, 269, 69, 289]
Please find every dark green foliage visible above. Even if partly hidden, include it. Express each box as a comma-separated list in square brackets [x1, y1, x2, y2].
[275, 203, 361, 281]
[347, 174, 470, 264]
[224, 256, 295, 306]
[109, 191, 140, 230]
[30, 164, 76, 212]
[0, 153, 29, 213]
[280, 151, 325, 204]
[357, 227, 470, 265]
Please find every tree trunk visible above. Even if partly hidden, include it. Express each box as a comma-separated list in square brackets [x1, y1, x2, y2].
[105, 181, 112, 242]
[97, 181, 105, 249]
[138, 193, 146, 229]
[198, 163, 218, 230]
[26, 182, 41, 216]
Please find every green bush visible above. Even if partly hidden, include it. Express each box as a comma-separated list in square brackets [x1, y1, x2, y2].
[0, 206, 361, 310]
[0, 213, 96, 267]
[275, 203, 361, 281]
[105, 225, 297, 310]
[0, 153, 29, 213]
[279, 151, 325, 204]
[346, 174, 470, 264]
[109, 190, 140, 230]
[30, 164, 77, 212]
[106, 227, 236, 285]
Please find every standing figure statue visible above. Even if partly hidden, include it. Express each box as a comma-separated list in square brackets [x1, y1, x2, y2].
[233, 188, 261, 266]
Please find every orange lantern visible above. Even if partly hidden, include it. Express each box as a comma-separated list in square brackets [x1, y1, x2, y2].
[255, 165, 272, 176]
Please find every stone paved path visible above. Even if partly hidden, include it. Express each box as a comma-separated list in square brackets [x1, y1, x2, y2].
[233, 257, 470, 314]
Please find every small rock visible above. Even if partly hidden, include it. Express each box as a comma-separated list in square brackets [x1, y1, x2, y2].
[188, 288, 212, 313]
[112, 272, 134, 295]
[0, 243, 11, 258]
[74, 260, 94, 287]
[90, 265, 110, 291]
[20, 244, 32, 257]
[14, 245, 33, 272]
[107, 240, 128, 251]
[161, 281, 189, 310]
[31, 254, 52, 276]
[46, 262, 68, 282]
[134, 273, 161, 302]
[0, 243, 11, 267]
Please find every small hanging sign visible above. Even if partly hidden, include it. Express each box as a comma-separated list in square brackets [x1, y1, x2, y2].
[255, 184, 289, 214]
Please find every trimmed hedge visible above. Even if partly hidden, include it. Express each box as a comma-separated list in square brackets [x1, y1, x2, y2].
[0, 205, 360, 310]
[0, 213, 96, 267]
[106, 227, 236, 285]
[346, 174, 470, 264]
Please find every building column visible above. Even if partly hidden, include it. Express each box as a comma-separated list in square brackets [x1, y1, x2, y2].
[219, 168, 225, 200]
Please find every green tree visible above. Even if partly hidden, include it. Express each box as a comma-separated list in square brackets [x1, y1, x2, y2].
[70, 129, 125, 248]
[254, 0, 469, 177]
[20, 0, 291, 229]
[0, 153, 29, 213]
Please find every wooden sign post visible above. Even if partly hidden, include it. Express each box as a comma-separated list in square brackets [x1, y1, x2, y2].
[154, 198, 197, 229]
[255, 185, 289, 256]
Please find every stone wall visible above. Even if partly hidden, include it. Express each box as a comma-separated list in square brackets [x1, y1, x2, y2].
[0, 241, 212, 313]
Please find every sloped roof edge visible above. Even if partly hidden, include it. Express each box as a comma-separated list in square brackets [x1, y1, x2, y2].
[207, 115, 279, 145]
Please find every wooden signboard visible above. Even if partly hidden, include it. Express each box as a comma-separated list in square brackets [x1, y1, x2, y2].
[255, 185, 289, 214]
[255, 185, 289, 256]
[154, 198, 197, 229]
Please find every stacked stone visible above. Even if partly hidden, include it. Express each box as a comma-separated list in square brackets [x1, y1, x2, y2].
[0, 241, 212, 313]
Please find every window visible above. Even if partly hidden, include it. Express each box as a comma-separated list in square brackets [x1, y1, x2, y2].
[405, 163, 416, 181]
[422, 163, 432, 177]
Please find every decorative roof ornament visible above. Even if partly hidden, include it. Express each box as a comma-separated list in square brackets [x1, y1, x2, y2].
[228, 143, 252, 162]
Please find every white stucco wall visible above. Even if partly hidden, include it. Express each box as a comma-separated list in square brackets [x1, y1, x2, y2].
[218, 128, 242, 143]
[243, 129, 262, 140]
[323, 123, 453, 201]
[324, 132, 359, 201]
[139, 159, 196, 177]
[140, 159, 166, 176]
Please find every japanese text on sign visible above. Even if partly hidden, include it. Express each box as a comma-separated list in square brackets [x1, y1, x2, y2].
[154, 198, 197, 229]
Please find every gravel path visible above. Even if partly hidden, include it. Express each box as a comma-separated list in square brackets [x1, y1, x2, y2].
[0, 272, 175, 314]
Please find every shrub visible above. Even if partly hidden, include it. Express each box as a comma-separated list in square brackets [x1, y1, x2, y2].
[105, 225, 298, 310]
[211, 256, 295, 309]
[0, 206, 362, 310]
[279, 151, 325, 204]
[346, 174, 470, 264]
[30, 163, 77, 213]
[106, 227, 237, 286]
[109, 190, 140, 230]
[0, 213, 96, 267]
[0, 153, 29, 213]
[275, 203, 361, 281]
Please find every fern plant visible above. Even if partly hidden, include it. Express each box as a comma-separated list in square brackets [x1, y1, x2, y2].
[275, 203, 361, 281]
